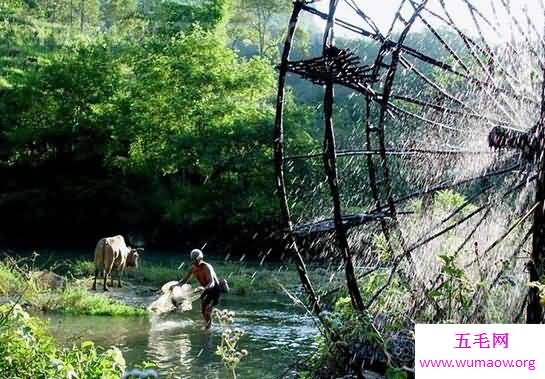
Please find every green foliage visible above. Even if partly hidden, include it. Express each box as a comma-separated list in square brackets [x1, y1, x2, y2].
[141, 0, 230, 35]
[430, 54, 471, 91]
[301, 304, 382, 379]
[108, 259, 305, 296]
[3, 41, 122, 164]
[428, 254, 474, 320]
[100, 0, 137, 30]
[227, 0, 305, 60]
[385, 367, 408, 379]
[0, 262, 25, 295]
[300, 270, 415, 378]
[118, 26, 279, 225]
[68, 259, 95, 277]
[1, 0, 319, 240]
[0, 304, 126, 378]
[328, 295, 382, 344]
[372, 233, 394, 263]
[0, 259, 146, 316]
[528, 281, 545, 307]
[47, 287, 147, 316]
[434, 190, 467, 210]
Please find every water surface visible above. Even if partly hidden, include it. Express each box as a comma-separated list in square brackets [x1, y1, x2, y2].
[44, 293, 317, 378]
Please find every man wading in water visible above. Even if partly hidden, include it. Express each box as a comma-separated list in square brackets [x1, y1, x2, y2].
[173, 249, 221, 331]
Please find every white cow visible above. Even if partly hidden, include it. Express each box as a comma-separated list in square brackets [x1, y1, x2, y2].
[92, 235, 140, 291]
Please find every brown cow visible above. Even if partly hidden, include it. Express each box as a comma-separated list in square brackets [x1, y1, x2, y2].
[92, 235, 141, 291]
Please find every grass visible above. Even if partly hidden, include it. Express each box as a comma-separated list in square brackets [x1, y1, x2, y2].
[65, 254, 337, 296]
[0, 259, 146, 317]
[0, 251, 335, 319]
[68, 260, 95, 277]
[29, 287, 147, 316]
[123, 259, 322, 296]
[0, 261, 25, 296]
[0, 253, 321, 317]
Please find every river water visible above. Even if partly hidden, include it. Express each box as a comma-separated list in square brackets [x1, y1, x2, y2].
[42, 277, 318, 378]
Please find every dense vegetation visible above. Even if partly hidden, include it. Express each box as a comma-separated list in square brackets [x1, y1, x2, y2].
[0, 0, 317, 249]
[2, 1, 526, 378]
[0, 256, 147, 315]
[0, 304, 132, 378]
[0, 0, 473, 251]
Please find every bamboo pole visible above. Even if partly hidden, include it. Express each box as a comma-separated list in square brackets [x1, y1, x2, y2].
[273, 1, 321, 315]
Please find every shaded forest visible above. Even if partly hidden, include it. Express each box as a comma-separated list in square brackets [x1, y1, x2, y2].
[0, 0, 320, 249]
[0, 0, 470, 252]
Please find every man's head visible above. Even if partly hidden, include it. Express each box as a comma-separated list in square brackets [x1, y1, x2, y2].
[190, 249, 203, 263]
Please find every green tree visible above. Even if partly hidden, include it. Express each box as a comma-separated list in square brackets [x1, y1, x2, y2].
[118, 27, 277, 224]
[2, 41, 121, 164]
[99, 0, 136, 30]
[137, 0, 230, 36]
[228, 0, 299, 60]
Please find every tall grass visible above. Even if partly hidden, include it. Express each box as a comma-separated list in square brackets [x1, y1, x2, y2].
[126, 260, 312, 295]
[0, 259, 146, 316]
[0, 261, 24, 296]
[34, 287, 147, 316]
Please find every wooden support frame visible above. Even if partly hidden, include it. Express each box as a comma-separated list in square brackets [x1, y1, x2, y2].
[276, 0, 545, 325]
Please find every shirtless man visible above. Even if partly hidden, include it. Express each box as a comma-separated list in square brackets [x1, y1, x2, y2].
[174, 249, 220, 330]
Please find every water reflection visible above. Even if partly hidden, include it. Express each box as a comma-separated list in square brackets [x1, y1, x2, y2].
[147, 316, 194, 376]
[43, 295, 317, 378]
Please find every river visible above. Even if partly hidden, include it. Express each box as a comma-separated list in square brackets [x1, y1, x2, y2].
[36, 252, 318, 379]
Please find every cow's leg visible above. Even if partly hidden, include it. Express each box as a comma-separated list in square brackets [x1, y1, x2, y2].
[118, 269, 123, 288]
[103, 272, 109, 291]
[92, 267, 98, 291]
[104, 266, 114, 291]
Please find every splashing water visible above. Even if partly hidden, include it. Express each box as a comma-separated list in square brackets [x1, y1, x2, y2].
[148, 282, 198, 315]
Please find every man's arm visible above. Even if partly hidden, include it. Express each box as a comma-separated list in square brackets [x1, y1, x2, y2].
[169, 269, 192, 291]
[179, 269, 192, 285]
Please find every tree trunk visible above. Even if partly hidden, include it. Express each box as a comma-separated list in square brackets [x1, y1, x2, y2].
[273, 2, 321, 315]
[321, 0, 364, 312]
[80, 0, 85, 33]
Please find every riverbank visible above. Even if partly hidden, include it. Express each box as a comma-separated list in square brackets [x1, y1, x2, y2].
[0, 251, 340, 317]
[70, 258, 330, 296]
[0, 253, 320, 378]
[0, 258, 147, 316]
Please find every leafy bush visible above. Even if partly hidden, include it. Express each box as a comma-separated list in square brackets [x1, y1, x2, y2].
[0, 259, 146, 316]
[435, 190, 469, 211]
[0, 304, 126, 378]
[0, 261, 25, 296]
[428, 254, 474, 321]
[68, 260, 95, 277]
[298, 271, 413, 379]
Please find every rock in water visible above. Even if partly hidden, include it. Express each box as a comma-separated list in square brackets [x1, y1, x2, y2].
[31, 271, 66, 290]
